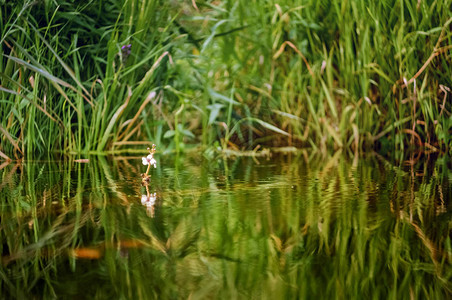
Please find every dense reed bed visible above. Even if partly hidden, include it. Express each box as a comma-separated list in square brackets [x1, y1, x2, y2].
[0, 0, 451, 157]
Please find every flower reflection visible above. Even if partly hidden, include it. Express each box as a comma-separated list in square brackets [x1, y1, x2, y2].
[141, 193, 157, 217]
[141, 193, 156, 206]
[142, 178, 157, 217]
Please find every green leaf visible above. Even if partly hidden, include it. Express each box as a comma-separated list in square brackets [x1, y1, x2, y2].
[97, 87, 131, 151]
[5, 55, 72, 88]
[255, 119, 290, 136]
[201, 19, 228, 53]
[164, 130, 175, 139]
[208, 88, 240, 105]
[207, 103, 224, 125]
[320, 79, 338, 120]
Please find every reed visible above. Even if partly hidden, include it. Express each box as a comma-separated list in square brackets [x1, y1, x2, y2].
[0, 0, 451, 156]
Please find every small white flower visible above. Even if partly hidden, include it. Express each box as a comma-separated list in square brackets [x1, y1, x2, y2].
[142, 154, 157, 168]
[150, 158, 156, 168]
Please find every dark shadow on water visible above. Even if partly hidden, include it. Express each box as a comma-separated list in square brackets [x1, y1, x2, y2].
[0, 152, 451, 299]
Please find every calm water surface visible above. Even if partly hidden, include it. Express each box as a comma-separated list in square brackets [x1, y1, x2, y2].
[0, 153, 451, 299]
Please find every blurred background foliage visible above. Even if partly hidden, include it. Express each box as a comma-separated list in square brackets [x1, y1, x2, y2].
[0, 0, 451, 157]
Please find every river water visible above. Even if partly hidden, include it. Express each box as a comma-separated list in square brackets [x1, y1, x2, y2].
[0, 152, 451, 299]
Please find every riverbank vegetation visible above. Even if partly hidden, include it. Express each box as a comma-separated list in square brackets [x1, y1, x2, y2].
[0, 0, 451, 158]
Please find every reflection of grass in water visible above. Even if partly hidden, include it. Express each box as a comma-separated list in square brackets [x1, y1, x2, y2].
[0, 154, 451, 298]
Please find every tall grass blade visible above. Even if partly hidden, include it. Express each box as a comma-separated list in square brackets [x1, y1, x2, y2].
[97, 86, 132, 151]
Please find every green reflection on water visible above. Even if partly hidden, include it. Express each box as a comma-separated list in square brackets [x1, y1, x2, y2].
[0, 153, 451, 299]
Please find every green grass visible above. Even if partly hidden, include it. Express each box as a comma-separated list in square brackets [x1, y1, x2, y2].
[0, 0, 451, 157]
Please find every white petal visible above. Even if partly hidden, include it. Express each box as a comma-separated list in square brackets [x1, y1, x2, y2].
[150, 158, 157, 168]
[141, 195, 148, 204]
[146, 154, 153, 161]
[142, 157, 148, 165]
